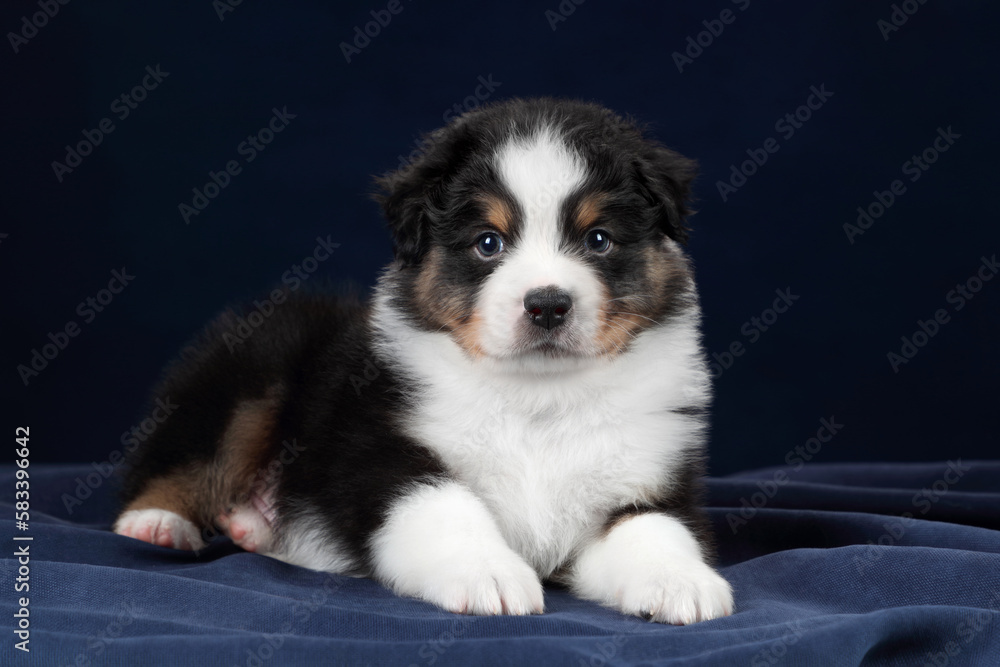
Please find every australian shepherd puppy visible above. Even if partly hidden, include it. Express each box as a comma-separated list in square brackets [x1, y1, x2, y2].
[114, 97, 733, 624]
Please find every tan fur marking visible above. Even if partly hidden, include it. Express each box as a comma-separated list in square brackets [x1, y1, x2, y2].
[413, 247, 446, 321]
[219, 394, 282, 490]
[481, 195, 514, 236]
[215, 388, 284, 510]
[120, 470, 203, 523]
[414, 247, 486, 358]
[452, 310, 486, 359]
[574, 194, 605, 232]
[595, 247, 682, 357]
[596, 308, 648, 356]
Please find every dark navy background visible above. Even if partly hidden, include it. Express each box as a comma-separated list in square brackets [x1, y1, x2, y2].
[3, 1, 997, 475]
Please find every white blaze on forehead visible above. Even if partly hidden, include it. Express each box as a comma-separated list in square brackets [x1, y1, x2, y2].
[478, 126, 606, 358]
[494, 126, 586, 251]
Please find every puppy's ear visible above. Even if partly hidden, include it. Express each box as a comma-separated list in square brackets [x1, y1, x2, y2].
[633, 144, 698, 244]
[373, 123, 471, 266]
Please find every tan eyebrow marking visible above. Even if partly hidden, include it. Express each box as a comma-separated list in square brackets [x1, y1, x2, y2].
[480, 194, 514, 236]
[574, 193, 606, 232]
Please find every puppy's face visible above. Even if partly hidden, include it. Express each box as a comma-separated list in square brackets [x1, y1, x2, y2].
[376, 99, 697, 364]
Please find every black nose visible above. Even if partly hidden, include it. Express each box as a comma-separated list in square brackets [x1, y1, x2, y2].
[524, 286, 573, 330]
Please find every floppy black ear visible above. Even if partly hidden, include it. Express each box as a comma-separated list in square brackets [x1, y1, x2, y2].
[372, 123, 471, 266]
[634, 144, 698, 244]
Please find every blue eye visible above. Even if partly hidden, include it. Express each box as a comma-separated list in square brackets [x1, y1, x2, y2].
[585, 229, 612, 253]
[476, 232, 504, 257]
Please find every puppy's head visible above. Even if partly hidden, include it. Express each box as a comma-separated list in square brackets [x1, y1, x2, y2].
[374, 98, 698, 364]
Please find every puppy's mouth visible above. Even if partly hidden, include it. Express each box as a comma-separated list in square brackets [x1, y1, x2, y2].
[513, 326, 585, 359]
[524, 340, 575, 357]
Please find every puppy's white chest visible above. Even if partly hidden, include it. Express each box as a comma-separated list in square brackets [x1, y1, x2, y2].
[409, 382, 673, 576]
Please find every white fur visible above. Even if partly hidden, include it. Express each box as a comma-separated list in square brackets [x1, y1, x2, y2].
[114, 508, 206, 551]
[369, 481, 544, 615]
[268, 514, 360, 574]
[480, 128, 603, 358]
[568, 513, 733, 624]
[494, 126, 585, 247]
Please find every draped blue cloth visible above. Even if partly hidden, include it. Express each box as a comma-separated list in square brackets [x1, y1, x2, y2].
[2, 462, 998, 666]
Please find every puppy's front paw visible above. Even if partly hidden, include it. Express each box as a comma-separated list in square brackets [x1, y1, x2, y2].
[114, 508, 206, 551]
[571, 512, 733, 625]
[416, 548, 545, 616]
[371, 481, 544, 616]
[615, 559, 733, 625]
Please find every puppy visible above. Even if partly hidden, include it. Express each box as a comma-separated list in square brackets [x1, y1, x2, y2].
[114, 97, 733, 624]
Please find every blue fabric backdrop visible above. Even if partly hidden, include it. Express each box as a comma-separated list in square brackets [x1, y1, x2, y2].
[2, 462, 997, 665]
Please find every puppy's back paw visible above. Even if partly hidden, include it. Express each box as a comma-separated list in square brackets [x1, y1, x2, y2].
[216, 505, 274, 554]
[114, 509, 206, 551]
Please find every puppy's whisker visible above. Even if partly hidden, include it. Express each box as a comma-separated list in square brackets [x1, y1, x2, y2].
[601, 327, 631, 355]
[601, 310, 660, 326]
[601, 319, 640, 348]
[605, 295, 655, 304]
[428, 313, 470, 334]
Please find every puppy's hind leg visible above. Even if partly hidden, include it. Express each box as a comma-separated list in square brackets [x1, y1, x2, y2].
[113, 470, 208, 551]
[115, 392, 285, 552]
